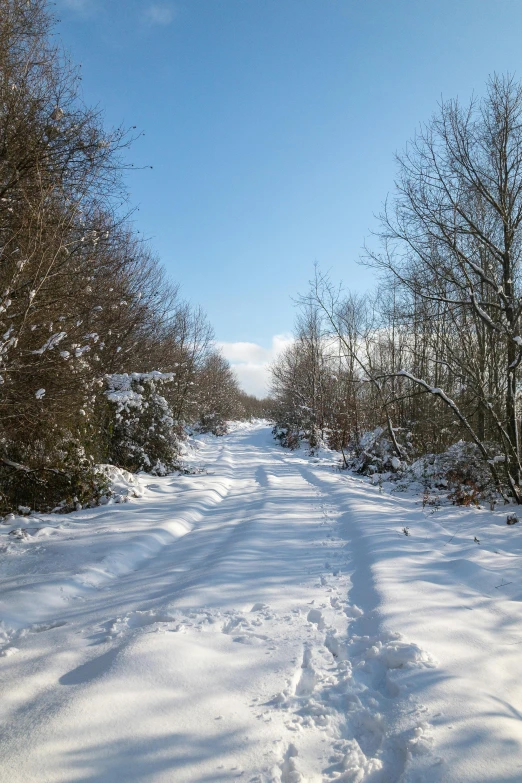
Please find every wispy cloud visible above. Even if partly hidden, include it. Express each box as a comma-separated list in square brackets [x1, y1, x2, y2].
[218, 334, 293, 398]
[144, 3, 177, 26]
[56, 0, 96, 14]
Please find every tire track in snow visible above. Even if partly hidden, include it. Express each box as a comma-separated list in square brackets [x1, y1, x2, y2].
[0, 473, 236, 649]
[0, 425, 441, 783]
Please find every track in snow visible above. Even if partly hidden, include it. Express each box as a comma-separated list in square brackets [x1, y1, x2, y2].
[1, 422, 522, 782]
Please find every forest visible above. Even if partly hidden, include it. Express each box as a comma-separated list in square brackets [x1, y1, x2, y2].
[5, 0, 522, 514]
[271, 74, 522, 505]
[0, 0, 268, 514]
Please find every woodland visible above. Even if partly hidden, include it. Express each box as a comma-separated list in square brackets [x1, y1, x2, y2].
[0, 0, 268, 513]
[272, 73, 522, 505]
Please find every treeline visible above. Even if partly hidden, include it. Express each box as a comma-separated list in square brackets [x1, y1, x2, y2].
[272, 75, 522, 504]
[0, 0, 264, 513]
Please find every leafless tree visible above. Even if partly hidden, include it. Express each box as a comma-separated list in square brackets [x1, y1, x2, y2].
[363, 74, 522, 499]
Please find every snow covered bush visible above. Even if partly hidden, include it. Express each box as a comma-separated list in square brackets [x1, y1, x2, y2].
[410, 441, 497, 505]
[272, 423, 302, 450]
[104, 372, 181, 475]
[351, 427, 410, 476]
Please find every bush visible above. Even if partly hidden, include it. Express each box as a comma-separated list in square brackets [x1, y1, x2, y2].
[272, 424, 302, 450]
[0, 436, 109, 514]
[104, 372, 181, 474]
[411, 441, 497, 504]
[351, 427, 408, 475]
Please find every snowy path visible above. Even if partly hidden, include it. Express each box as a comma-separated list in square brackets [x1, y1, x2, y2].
[1, 423, 522, 782]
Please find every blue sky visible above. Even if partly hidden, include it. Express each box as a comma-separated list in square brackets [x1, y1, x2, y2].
[56, 0, 522, 394]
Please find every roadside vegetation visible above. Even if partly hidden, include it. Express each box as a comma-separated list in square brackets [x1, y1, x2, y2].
[0, 0, 270, 514]
[272, 74, 522, 506]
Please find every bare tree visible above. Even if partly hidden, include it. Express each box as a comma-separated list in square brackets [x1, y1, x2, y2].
[0, 1, 243, 512]
[367, 74, 522, 500]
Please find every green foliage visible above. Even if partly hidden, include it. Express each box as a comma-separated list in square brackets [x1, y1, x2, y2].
[104, 373, 181, 475]
[0, 436, 109, 514]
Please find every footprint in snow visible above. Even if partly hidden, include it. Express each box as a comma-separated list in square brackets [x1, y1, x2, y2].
[306, 607, 325, 629]
[279, 743, 303, 783]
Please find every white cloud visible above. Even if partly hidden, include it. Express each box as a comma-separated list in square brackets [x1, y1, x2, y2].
[218, 334, 293, 398]
[57, 0, 95, 13]
[145, 3, 177, 25]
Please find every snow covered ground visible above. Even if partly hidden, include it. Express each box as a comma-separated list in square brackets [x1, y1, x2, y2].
[1, 421, 522, 783]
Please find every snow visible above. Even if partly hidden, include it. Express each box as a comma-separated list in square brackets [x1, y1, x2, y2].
[1, 422, 522, 781]
[105, 371, 176, 412]
[390, 456, 402, 471]
[31, 331, 67, 354]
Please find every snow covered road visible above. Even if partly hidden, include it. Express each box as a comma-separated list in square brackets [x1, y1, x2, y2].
[1, 422, 522, 782]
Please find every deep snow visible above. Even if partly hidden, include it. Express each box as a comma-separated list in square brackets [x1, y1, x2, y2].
[1, 422, 522, 782]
